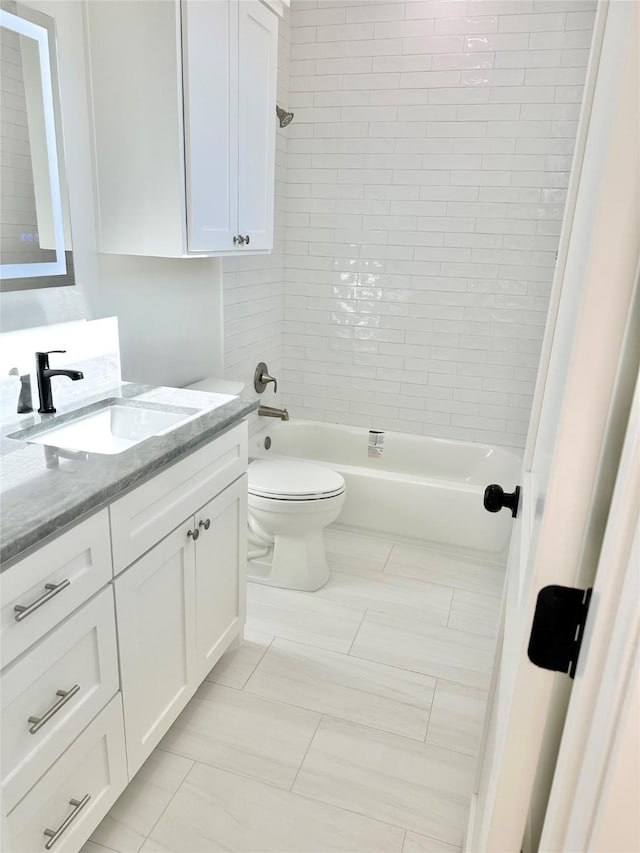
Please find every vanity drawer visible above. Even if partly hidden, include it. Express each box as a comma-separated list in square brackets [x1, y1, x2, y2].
[0, 510, 113, 669]
[4, 693, 127, 853]
[1, 587, 119, 813]
[110, 421, 248, 573]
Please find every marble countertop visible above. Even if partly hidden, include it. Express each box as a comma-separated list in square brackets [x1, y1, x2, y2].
[0, 382, 258, 568]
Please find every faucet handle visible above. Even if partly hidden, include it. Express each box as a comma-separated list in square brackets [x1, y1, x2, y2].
[37, 350, 66, 355]
[254, 362, 278, 394]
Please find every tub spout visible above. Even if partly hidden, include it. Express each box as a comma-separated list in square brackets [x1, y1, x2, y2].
[258, 405, 289, 421]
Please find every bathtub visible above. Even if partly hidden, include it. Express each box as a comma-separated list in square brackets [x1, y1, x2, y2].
[250, 419, 521, 560]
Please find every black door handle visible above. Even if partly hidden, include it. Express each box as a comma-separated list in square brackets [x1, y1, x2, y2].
[484, 484, 521, 518]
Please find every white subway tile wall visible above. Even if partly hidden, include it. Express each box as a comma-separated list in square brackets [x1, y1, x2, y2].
[279, 0, 595, 448]
[222, 10, 290, 425]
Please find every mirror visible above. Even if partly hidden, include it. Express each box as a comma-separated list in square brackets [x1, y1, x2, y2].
[0, 1, 74, 291]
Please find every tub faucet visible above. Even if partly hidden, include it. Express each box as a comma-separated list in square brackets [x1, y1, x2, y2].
[258, 405, 289, 421]
[35, 350, 84, 414]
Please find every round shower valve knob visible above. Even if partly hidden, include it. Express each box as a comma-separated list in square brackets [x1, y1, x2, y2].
[483, 484, 521, 518]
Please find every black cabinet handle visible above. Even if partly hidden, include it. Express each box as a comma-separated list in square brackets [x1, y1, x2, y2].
[483, 484, 521, 518]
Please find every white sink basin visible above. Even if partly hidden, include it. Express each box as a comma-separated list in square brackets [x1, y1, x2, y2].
[10, 400, 201, 455]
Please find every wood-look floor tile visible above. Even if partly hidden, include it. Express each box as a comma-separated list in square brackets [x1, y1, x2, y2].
[385, 544, 505, 597]
[206, 629, 273, 689]
[159, 682, 320, 790]
[448, 588, 502, 638]
[325, 527, 394, 572]
[293, 717, 474, 847]
[89, 750, 193, 852]
[246, 581, 364, 652]
[313, 569, 452, 624]
[80, 843, 119, 853]
[148, 761, 405, 852]
[426, 681, 489, 757]
[403, 831, 462, 852]
[246, 638, 435, 740]
[350, 610, 495, 689]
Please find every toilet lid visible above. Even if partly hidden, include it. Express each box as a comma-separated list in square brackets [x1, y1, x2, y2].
[248, 460, 345, 500]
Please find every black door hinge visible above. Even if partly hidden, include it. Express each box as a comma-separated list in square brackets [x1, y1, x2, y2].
[527, 585, 592, 678]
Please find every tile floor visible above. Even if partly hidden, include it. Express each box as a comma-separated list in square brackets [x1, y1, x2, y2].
[84, 527, 504, 853]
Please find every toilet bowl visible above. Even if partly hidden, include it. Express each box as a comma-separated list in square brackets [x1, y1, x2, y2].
[247, 460, 346, 591]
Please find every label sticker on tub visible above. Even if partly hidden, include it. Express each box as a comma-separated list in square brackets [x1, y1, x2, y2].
[368, 430, 385, 458]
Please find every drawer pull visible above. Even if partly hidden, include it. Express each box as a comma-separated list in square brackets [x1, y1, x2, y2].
[14, 579, 70, 622]
[43, 794, 91, 849]
[28, 684, 80, 734]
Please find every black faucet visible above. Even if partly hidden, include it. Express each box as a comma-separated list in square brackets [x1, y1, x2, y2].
[35, 350, 84, 414]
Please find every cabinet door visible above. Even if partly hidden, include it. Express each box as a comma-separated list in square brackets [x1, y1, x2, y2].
[115, 520, 197, 776]
[182, 0, 239, 252]
[194, 475, 247, 681]
[238, 1, 278, 251]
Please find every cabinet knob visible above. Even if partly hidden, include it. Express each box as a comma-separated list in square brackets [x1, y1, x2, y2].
[244, 234, 250, 245]
[187, 528, 200, 541]
[199, 518, 211, 531]
[233, 235, 245, 246]
[483, 484, 521, 518]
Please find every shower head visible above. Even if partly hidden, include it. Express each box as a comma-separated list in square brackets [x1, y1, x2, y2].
[276, 105, 294, 128]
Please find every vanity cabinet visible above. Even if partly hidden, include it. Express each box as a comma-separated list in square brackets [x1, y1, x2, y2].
[87, 0, 278, 258]
[1, 420, 249, 852]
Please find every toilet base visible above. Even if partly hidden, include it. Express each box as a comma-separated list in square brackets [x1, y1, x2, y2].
[247, 531, 330, 591]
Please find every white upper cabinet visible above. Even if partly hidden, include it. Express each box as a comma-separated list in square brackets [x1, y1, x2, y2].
[87, 0, 278, 258]
[237, 2, 278, 251]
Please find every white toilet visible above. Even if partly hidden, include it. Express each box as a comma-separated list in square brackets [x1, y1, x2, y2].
[247, 459, 346, 591]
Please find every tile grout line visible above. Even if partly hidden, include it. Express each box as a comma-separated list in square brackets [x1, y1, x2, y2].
[140, 757, 196, 849]
[346, 605, 369, 655]
[423, 678, 438, 745]
[288, 713, 323, 793]
[447, 586, 455, 627]
[239, 634, 275, 690]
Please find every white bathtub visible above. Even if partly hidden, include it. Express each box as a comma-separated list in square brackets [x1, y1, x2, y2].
[250, 419, 521, 559]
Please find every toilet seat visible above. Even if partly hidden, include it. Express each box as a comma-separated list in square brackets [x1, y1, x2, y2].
[248, 460, 345, 501]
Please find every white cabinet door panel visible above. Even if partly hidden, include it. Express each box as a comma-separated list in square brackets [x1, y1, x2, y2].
[1, 587, 119, 813]
[194, 475, 247, 681]
[182, 0, 238, 252]
[1, 510, 113, 668]
[238, 0, 278, 251]
[115, 520, 197, 776]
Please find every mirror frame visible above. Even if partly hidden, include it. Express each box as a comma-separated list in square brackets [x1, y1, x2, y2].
[0, 1, 75, 292]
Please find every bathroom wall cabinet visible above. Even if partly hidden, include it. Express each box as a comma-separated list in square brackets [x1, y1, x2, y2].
[0, 422, 248, 852]
[87, 0, 278, 258]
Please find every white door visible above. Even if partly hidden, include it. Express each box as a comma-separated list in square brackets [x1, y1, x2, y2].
[194, 475, 247, 681]
[237, 0, 278, 251]
[468, 2, 640, 850]
[182, 0, 239, 253]
[115, 520, 197, 777]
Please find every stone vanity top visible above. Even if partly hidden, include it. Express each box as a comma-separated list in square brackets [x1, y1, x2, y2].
[0, 382, 258, 568]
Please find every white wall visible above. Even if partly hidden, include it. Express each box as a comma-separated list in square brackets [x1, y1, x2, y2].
[280, 0, 596, 448]
[0, 0, 224, 390]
